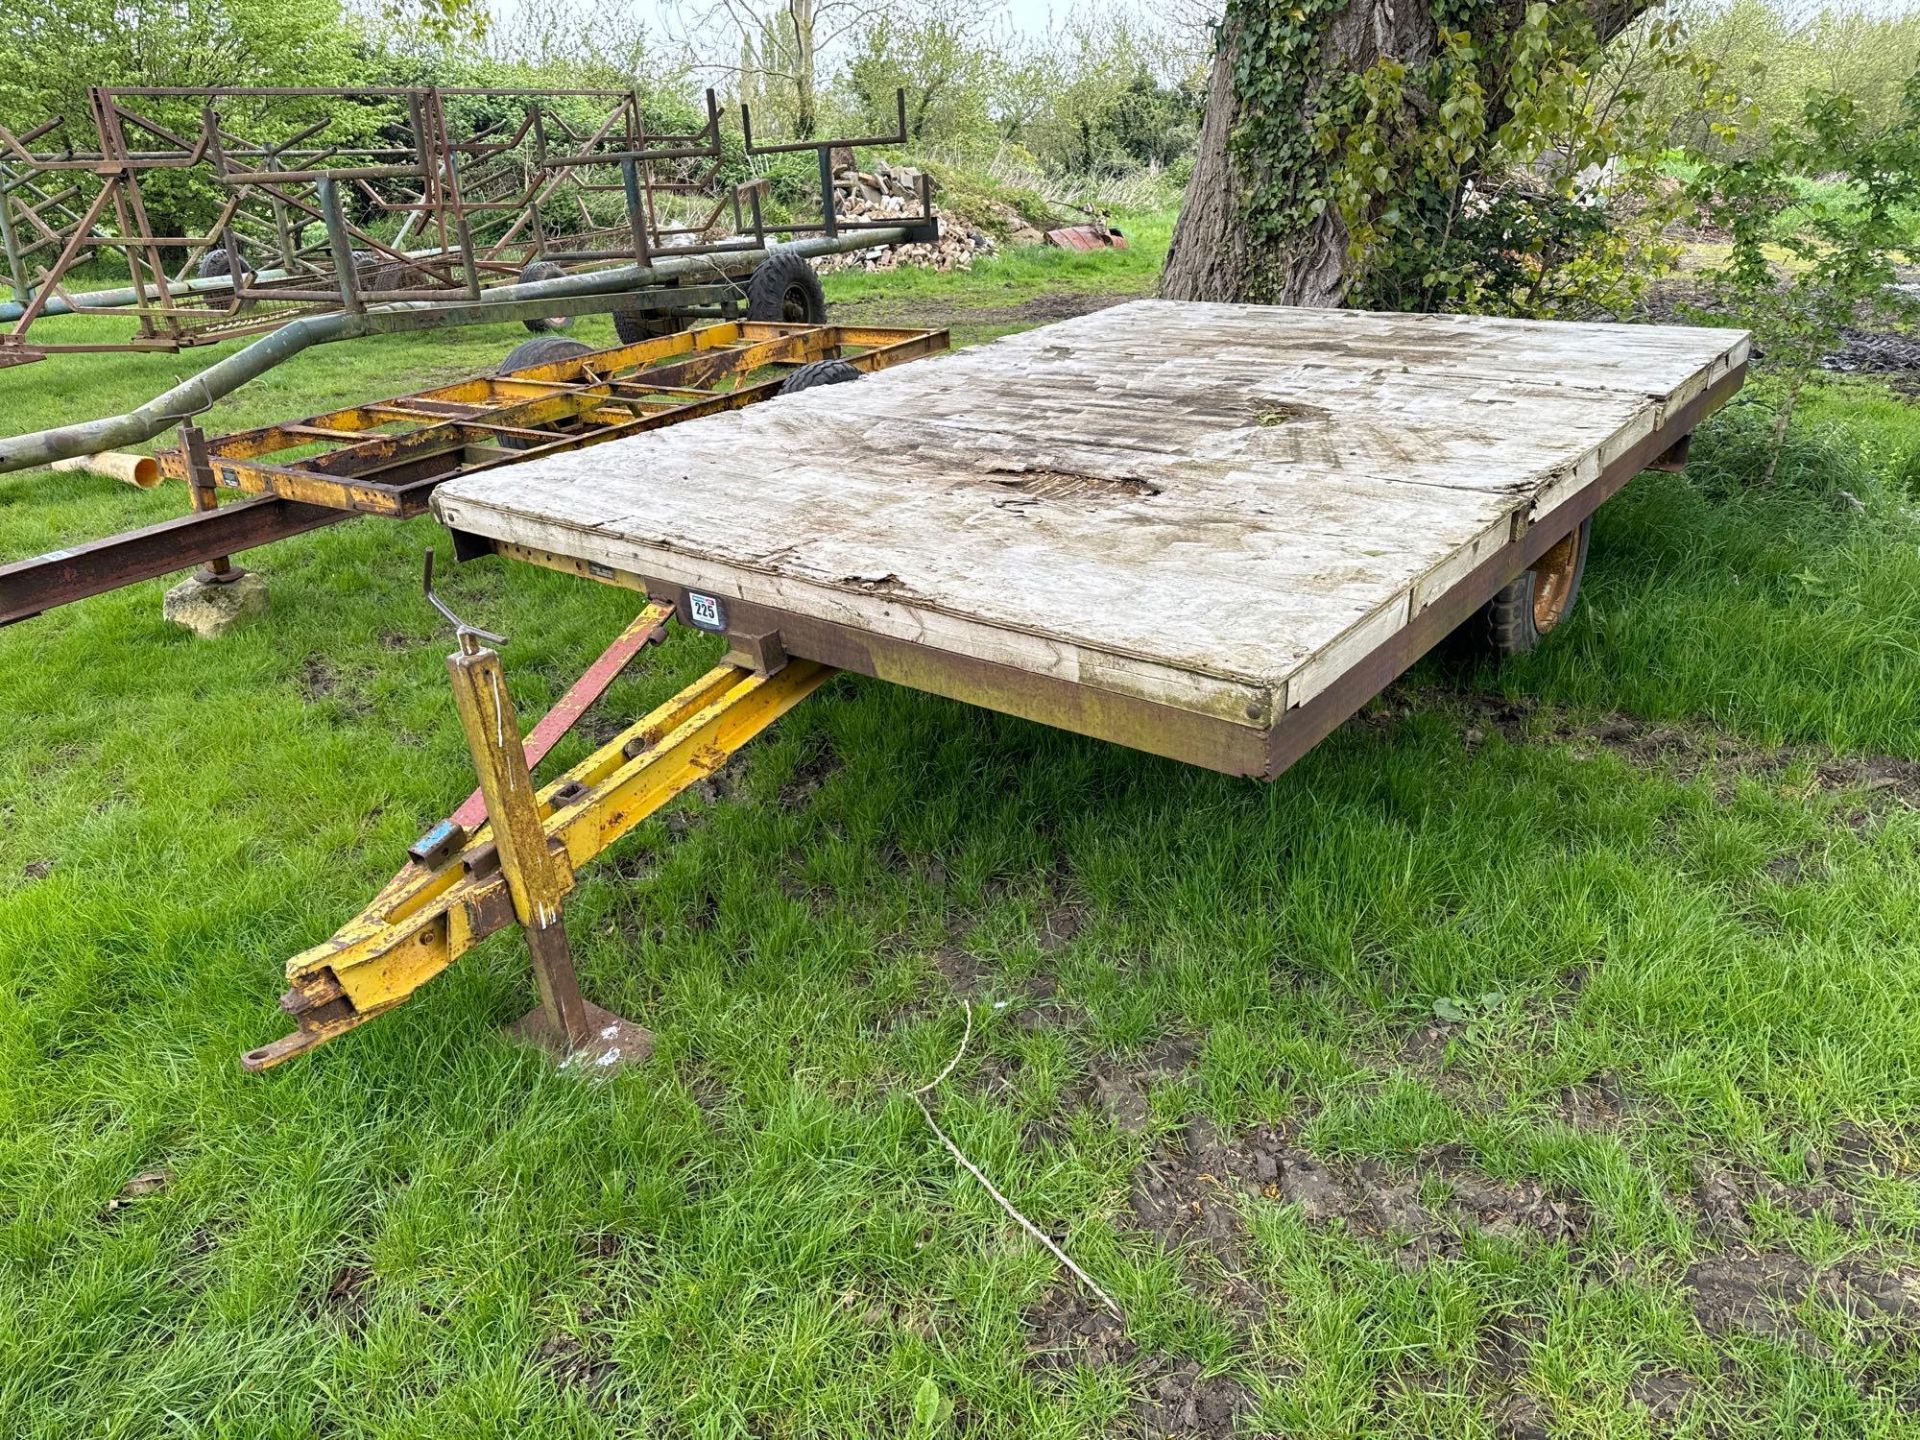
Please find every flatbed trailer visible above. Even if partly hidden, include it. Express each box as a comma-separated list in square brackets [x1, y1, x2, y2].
[251, 300, 1748, 1070]
[0, 320, 946, 625]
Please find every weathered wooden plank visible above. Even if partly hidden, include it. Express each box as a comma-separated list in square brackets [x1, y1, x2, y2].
[433, 300, 1747, 730]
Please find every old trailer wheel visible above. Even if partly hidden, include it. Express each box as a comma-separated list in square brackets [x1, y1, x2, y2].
[199, 247, 256, 312]
[517, 261, 573, 333]
[498, 336, 593, 374]
[746, 252, 826, 325]
[1468, 516, 1592, 658]
[613, 308, 686, 346]
[198, 247, 254, 282]
[776, 359, 861, 395]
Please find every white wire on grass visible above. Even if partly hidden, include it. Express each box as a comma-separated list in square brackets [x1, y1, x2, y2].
[912, 999, 1124, 1320]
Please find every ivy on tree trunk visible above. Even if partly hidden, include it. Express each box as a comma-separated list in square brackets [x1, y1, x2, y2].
[1163, 0, 1655, 308]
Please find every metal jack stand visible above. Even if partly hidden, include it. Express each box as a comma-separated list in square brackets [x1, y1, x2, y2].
[179, 424, 245, 587]
[424, 551, 651, 1072]
[245, 552, 830, 1071]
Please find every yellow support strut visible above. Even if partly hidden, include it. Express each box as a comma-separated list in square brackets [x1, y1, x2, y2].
[245, 653, 832, 1070]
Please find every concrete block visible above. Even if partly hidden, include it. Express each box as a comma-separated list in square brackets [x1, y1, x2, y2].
[163, 570, 269, 637]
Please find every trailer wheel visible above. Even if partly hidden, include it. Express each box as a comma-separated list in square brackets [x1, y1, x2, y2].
[1468, 517, 1592, 658]
[197, 247, 254, 282]
[613, 308, 686, 346]
[776, 359, 861, 395]
[517, 260, 573, 333]
[746, 251, 826, 325]
[498, 336, 594, 374]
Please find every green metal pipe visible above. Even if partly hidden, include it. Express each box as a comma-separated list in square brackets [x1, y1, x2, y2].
[0, 231, 908, 476]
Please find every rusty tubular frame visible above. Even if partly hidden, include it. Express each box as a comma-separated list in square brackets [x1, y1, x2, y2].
[0, 319, 947, 625]
[0, 84, 937, 367]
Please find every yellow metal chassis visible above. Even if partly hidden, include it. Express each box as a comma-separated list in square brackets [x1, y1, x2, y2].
[247, 643, 832, 1070]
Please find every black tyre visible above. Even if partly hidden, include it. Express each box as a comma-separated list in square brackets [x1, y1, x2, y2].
[498, 336, 594, 375]
[776, 359, 862, 395]
[1465, 517, 1592, 658]
[197, 246, 254, 281]
[613, 307, 688, 346]
[746, 251, 826, 325]
[517, 260, 573, 333]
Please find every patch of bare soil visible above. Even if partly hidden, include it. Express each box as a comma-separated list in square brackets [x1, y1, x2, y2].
[1141, 1360, 1256, 1440]
[1026, 1286, 1137, 1370]
[1554, 1072, 1630, 1130]
[1065, 1035, 1199, 1136]
[298, 655, 372, 717]
[533, 1330, 616, 1397]
[1683, 1251, 1920, 1349]
[308, 1263, 374, 1336]
[1638, 281, 1920, 391]
[1135, 1120, 1586, 1274]
[1822, 327, 1920, 387]
[1629, 1370, 1701, 1425]
[1691, 1159, 1865, 1240]
[1023, 1287, 1255, 1440]
[778, 735, 842, 811]
[1427, 692, 1920, 814]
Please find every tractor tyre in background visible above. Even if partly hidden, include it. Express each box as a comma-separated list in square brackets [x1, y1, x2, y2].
[517, 260, 573, 333]
[497, 336, 594, 375]
[746, 251, 827, 325]
[776, 359, 862, 395]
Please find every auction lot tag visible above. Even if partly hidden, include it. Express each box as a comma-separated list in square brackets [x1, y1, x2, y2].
[686, 591, 727, 632]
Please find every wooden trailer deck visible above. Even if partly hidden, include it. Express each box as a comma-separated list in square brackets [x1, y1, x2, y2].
[432, 300, 1749, 778]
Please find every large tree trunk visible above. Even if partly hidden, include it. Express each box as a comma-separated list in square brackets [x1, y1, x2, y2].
[1163, 1, 1651, 306]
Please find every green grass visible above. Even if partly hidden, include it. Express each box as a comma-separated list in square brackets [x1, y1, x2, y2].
[3, 232, 1919, 1438]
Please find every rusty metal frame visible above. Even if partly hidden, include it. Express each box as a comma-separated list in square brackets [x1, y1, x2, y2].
[0, 84, 937, 367]
[0, 320, 948, 625]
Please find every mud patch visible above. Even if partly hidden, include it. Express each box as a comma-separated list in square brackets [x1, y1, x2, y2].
[1025, 1286, 1137, 1370]
[1822, 326, 1920, 387]
[1135, 1121, 1586, 1268]
[1684, 1251, 1920, 1348]
[577, 1231, 623, 1271]
[534, 1330, 616, 1396]
[1691, 1158, 1863, 1239]
[299, 655, 371, 717]
[1131, 1116, 1253, 1256]
[1141, 1359, 1254, 1440]
[1023, 1289, 1252, 1440]
[1037, 898, 1083, 952]
[1430, 692, 1920, 812]
[308, 1263, 374, 1335]
[1629, 1370, 1700, 1424]
[1065, 1034, 1199, 1135]
[779, 736, 842, 810]
[1554, 1072, 1628, 1130]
